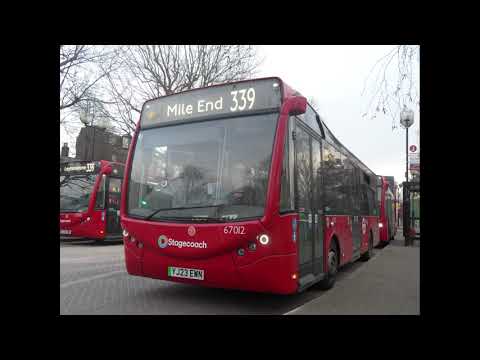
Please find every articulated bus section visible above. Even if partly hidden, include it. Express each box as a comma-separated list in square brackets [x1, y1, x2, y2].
[120, 77, 381, 294]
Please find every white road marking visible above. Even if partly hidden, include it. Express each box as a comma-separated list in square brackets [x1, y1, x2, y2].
[60, 256, 124, 264]
[60, 270, 126, 289]
[284, 307, 303, 315]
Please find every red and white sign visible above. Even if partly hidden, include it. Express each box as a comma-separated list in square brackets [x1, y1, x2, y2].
[409, 145, 417, 153]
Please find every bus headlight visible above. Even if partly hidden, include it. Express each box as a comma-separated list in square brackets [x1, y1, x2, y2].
[259, 234, 270, 245]
[379, 223, 384, 228]
[123, 229, 129, 237]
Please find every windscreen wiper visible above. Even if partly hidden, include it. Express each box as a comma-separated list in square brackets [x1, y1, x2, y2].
[189, 217, 228, 223]
[143, 204, 225, 221]
[145, 216, 228, 223]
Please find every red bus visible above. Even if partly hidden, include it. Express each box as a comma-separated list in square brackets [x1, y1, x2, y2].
[60, 160, 125, 242]
[387, 176, 400, 232]
[377, 176, 396, 244]
[120, 77, 380, 294]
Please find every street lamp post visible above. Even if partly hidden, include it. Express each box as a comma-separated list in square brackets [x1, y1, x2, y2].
[400, 106, 414, 246]
[80, 103, 95, 161]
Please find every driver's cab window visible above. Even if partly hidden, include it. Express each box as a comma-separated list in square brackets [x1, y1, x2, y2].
[95, 174, 106, 209]
[280, 117, 294, 212]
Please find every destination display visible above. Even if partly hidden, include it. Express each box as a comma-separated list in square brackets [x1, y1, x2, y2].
[140, 78, 283, 128]
[60, 161, 100, 174]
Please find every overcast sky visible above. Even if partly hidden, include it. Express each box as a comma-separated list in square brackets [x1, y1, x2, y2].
[256, 45, 420, 185]
[60, 45, 419, 185]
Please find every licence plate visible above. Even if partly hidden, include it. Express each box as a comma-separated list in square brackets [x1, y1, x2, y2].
[60, 229, 72, 235]
[168, 266, 204, 280]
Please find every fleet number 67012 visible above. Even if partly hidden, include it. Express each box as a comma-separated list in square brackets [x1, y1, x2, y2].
[223, 225, 246, 235]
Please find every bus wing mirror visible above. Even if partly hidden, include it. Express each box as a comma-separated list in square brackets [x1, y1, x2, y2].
[288, 96, 307, 116]
[103, 166, 113, 175]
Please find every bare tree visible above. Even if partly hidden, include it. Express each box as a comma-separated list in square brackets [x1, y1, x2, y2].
[98, 45, 261, 136]
[60, 45, 262, 152]
[59, 45, 119, 111]
[60, 45, 123, 153]
[361, 45, 420, 129]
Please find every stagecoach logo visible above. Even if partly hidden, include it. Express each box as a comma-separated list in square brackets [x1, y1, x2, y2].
[187, 226, 196, 237]
[158, 235, 169, 248]
[157, 234, 207, 249]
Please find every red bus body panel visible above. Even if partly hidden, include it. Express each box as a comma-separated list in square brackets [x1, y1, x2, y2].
[123, 214, 299, 294]
[324, 215, 379, 267]
[60, 210, 106, 239]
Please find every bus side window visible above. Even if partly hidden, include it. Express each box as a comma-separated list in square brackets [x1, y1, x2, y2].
[339, 153, 349, 214]
[367, 186, 375, 215]
[322, 142, 344, 214]
[360, 178, 369, 215]
[95, 175, 106, 209]
[343, 165, 353, 214]
[351, 166, 361, 214]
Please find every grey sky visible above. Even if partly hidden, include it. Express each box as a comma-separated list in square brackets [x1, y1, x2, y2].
[60, 45, 420, 185]
[256, 45, 420, 184]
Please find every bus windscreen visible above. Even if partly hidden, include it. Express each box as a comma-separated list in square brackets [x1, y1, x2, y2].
[60, 174, 97, 212]
[128, 112, 278, 221]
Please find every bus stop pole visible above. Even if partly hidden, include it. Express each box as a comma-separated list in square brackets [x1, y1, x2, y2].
[405, 127, 410, 246]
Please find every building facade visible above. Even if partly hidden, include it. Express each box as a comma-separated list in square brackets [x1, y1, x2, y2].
[75, 126, 131, 163]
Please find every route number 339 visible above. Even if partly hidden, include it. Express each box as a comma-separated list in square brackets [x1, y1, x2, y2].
[230, 88, 255, 112]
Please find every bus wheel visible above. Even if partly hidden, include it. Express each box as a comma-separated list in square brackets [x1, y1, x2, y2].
[361, 233, 373, 261]
[318, 242, 338, 290]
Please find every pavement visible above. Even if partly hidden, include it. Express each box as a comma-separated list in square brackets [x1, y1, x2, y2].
[60, 230, 419, 315]
[285, 230, 420, 315]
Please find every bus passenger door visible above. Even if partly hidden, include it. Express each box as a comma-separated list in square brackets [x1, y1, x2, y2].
[106, 177, 122, 237]
[351, 168, 362, 259]
[311, 138, 324, 275]
[294, 122, 323, 286]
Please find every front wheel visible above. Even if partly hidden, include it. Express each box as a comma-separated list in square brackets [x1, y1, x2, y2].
[318, 242, 338, 290]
